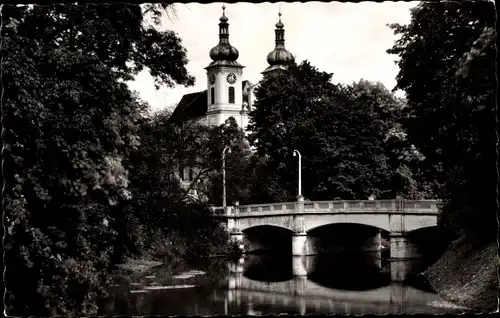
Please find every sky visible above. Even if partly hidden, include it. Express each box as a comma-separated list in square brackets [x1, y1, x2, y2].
[127, 2, 419, 112]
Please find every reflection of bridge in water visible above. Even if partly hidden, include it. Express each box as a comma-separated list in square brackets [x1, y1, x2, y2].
[214, 274, 451, 315]
[217, 258, 455, 315]
[229, 253, 422, 287]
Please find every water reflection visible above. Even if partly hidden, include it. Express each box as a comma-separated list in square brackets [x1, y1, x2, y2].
[243, 253, 293, 282]
[100, 252, 469, 315]
[308, 251, 389, 291]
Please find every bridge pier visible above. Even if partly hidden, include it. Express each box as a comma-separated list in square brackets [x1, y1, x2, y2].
[389, 232, 421, 281]
[227, 216, 236, 232]
[292, 256, 307, 276]
[292, 232, 307, 256]
[389, 232, 421, 259]
[230, 231, 244, 248]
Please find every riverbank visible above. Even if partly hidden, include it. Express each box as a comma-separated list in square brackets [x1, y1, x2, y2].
[423, 233, 498, 312]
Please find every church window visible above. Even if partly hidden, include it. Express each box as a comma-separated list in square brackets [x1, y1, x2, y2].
[211, 87, 215, 104]
[179, 167, 185, 181]
[189, 168, 194, 181]
[228, 86, 235, 104]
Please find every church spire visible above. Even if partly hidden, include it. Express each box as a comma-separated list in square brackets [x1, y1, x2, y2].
[275, 12, 285, 44]
[262, 10, 294, 74]
[209, 4, 240, 63]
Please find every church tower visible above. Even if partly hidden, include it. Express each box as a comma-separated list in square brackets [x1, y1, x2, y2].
[205, 5, 245, 127]
[262, 12, 294, 76]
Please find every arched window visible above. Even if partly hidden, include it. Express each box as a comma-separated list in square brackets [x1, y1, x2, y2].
[211, 87, 215, 104]
[228, 86, 235, 104]
[179, 167, 185, 181]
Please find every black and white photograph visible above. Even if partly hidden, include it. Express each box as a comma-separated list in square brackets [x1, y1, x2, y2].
[2, 1, 497, 316]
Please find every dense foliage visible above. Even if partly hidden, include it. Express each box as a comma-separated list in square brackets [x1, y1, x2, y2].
[117, 111, 244, 261]
[247, 61, 424, 202]
[387, 0, 497, 238]
[2, 4, 195, 315]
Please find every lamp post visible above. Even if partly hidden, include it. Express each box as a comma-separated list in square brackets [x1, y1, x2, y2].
[293, 150, 303, 199]
[222, 146, 232, 208]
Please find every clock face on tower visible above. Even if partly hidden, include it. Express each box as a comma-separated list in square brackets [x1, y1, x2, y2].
[208, 73, 216, 85]
[226, 72, 237, 84]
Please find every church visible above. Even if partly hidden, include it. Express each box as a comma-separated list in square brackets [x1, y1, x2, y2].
[170, 5, 294, 130]
[170, 5, 294, 200]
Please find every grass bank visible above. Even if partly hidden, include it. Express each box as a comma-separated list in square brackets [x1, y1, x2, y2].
[423, 233, 498, 312]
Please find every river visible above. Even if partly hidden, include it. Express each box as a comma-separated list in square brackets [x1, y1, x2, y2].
[100, 251, 471, 315]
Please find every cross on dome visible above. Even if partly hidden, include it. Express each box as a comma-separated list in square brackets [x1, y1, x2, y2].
[276, 11, 284, 28]
[220, 4, 228, 22]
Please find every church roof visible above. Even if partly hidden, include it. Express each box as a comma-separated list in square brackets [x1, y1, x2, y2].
[170, 91, 208, 123]
[171, 80, 252, 123]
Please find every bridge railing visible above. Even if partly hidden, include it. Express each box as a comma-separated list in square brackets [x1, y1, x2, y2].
[235, 201, 299, 216]
[402, 200, 441, 212]
[305, 200, 399, 212]
[216, 199, 440, 217]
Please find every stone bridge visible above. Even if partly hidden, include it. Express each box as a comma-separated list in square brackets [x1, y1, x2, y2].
[216, 199, 440, 262]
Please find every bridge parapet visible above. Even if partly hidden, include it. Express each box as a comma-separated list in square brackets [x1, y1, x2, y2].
[234, 201, 299, 217]
[222, 200, 439, 216]
[402, 200, 440, 213]
[305, 200, 400, 213]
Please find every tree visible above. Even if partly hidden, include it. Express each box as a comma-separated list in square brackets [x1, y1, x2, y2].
[439, 24, 496, 238]
[387, 1, 496, 238]
[329, 80, 415, 200]
[387, 1, 495, 190]
[2, 4, 194, 315]
[247, 61, 344, 201]
[248, 61, 410, 202]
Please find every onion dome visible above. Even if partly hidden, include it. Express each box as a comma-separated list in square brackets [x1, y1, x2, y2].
[265, 12, 294, 69]
[209, 5, 239, 62]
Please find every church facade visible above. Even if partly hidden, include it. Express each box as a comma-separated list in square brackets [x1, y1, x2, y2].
[170, 6, 294, 200]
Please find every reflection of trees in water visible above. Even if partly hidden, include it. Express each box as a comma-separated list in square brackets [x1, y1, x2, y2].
[191, 257, 232, 287]
[308, 252, 390, 291]
[243, 254, 293, 282]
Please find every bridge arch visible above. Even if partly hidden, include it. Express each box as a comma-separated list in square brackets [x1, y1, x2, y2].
[406, 225, 438, 235]
[401, 215, 437, 232]
[307, 221, 390, 234]
[304, 215, 392, 233]
[404, 225, 450, 264]
[242, 225, 293, 254]
[242, 224, 293, 233]
[306, 222, 387, 254]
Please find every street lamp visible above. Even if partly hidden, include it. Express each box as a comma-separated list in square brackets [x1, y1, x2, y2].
[293, 150, 303, 199]
[222, 146, 232, 208]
